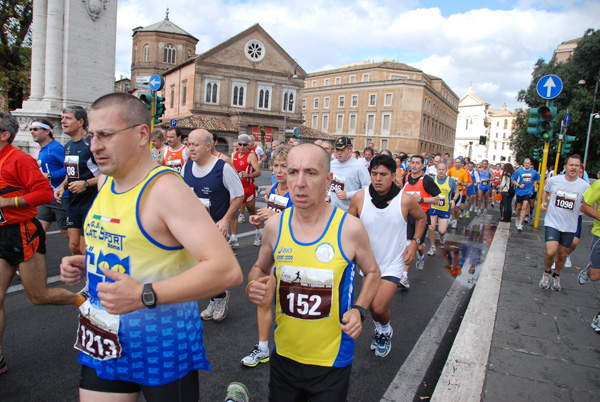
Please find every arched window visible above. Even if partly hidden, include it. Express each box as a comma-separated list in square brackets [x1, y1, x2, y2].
[143, 45, 150, 62]
[206, 81, 219, 104]
[503, 119, 508, 129]
[164, 44, 176, 64]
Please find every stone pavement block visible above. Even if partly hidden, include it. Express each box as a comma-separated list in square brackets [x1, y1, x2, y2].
[572, 388, 600, 402]
[483, 370, 571, 402]
[495, 306, 558, 339]
[545, 288, 600, 309]
[555, 314, 600, 350]
[501, 271, 533, 284]
[492, 331, 600, 369]
[489, 348, 600, 391]
[498, 283, 541, 313]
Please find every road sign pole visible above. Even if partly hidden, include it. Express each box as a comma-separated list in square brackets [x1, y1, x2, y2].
[534, 140, 550, 230]
[150, 90, 156, 132]
[554, 141, 562, 174]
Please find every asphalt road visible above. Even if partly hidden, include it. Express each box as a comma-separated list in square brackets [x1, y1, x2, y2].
[0, 171, 499, 401]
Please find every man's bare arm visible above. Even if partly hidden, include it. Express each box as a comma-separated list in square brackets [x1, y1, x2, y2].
[247, 216, 279, 305]
[347, 189, 365, 218]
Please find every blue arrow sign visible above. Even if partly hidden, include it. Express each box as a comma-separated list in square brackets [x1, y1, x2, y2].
[148, 74, 164, 91]
[564, 112, 570, 127]
[536, 75, 563, 99]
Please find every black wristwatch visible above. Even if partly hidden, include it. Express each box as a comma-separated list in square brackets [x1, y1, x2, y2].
[142, 283, 157, 309]
[419, 197, 424, 203]
[352, 304, 366, 322]
[83, 180, 89, 188]
[413, 238, 422, 244]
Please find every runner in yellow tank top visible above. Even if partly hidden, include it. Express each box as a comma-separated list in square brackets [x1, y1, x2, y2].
[246, 143, 380, 401]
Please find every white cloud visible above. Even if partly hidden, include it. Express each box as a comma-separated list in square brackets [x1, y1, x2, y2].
[114, 1, 600, 111]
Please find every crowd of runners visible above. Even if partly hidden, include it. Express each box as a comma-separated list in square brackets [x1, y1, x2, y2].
[1, 92, 600, 401]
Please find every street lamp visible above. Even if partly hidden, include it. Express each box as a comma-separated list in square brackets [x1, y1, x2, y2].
[282, 62, 298, 143]
[579, 68, 600, 168]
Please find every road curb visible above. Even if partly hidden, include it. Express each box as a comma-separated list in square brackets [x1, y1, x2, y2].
[430, 221, 511, 402]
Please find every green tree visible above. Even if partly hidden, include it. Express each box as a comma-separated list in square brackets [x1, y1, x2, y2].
[511, 28, 600, 173]
[0, 0, 33, 110]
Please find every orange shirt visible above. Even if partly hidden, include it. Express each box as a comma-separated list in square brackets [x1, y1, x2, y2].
[448, 167, 472, 195]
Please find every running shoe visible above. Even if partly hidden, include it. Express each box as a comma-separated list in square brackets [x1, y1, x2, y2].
[459, 212, 464, 219]
[228, 236, 239, 249]
[440, 233, 447, 244]
[466, 212, 470, 218]
[564, 255, 572, 268]
[524, 215, 529, 223]
[241, 344, 270, 367]
[517, 223, 523, 232]
[254, 229, 262, 247]
[451, 219, 457, 229]
[427, 246, 436, 256]
[370, 331, 380, 351]
[0, 355, 7, 374]
[475, 209, 480, 216]
[551, 262, 555, 271]
[212, 291, 230, 321]
[539, 272, 551, 289]
[591, 313, 600, 332]
[398, 276, 410, 289]
[578, 265, 590, 285]
[200, 300, 215, 320]
[483, 208, 487, 214]
[416, 256, 425, 271]
[375, 328, 393, 358]
[237, 214, 246, 224]
[551, 276, 561, 291]
[225, 382, 250, 402]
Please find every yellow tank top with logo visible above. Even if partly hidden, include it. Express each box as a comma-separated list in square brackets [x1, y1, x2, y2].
[431, 175, 452, 212]
[273, 206, 356, 367]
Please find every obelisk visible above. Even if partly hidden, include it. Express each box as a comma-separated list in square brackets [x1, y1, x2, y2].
[12, 0, 117, 153]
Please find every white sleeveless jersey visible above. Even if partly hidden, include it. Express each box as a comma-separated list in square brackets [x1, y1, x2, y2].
[360, 190, 407, 276]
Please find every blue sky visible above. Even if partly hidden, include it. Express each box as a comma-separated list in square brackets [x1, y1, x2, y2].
[115, 1, 600, 111]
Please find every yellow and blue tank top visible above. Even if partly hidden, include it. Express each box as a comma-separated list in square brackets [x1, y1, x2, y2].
[80, 165, 209, 385]
[273, 206, 356, 367]
[432, 175, 452, 212]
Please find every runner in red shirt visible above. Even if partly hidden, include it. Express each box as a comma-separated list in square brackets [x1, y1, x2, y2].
[230, 134, 262, 248]
[0, 111, 84, 374]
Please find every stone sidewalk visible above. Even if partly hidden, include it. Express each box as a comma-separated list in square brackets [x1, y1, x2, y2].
[432, 218, 600, 401]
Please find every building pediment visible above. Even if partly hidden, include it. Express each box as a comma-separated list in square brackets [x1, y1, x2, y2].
[195, 23, 306, 77]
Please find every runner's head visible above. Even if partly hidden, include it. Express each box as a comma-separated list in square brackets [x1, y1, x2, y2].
[0, 111, 19, 145]
[482, 159, 488, 169]
[166, 127, 182, 148]
[369, 155, 396, 195]
[237, 134, 251, 155]
[334, 136, 353, 162]
[363, 147, 374, 161]
[272, 145, 291, 184]
[410, 155, 424, 176]
[564, 154, 582, 179]
[61, 105, 88, 137]
[433, 155, 441, 165]
[150, 129, 164, 149]
[88, 92, 152, 177]
[30, 119, 54, 144]
[188, 129, 213, 164]
[287, 144, 332, 209]
[320, 140, 333, 158]
[454, 157, 463, 170]
[523, 158, 532, 169]
[437, 162, 447, 179]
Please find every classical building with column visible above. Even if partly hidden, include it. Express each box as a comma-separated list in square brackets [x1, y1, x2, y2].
[12, 0, 117, 152]
[454, 88, 490, 162]
[302, 61, 459, 155]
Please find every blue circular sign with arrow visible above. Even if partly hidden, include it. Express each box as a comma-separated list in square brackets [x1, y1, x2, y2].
[536, 75, 563, 100]
[148, 74, 165, 91]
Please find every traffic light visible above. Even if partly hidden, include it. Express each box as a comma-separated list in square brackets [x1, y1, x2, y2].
[139, 93, 153, 115]
[527, 108, 542, 136]
[154, 96, 166, 124]
[532, 148, 543, 161]
[561, 134, 576, 156]
[479, 135, 487, 145]
[537, 105, 557, 141]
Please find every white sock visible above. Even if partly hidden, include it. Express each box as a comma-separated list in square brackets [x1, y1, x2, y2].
[256, 228, 263, 234]
[373, 320, 383, 333]
[380, 321, 391, 335]
[258, 340, 268, 352]
[230, 234, 238, 240]
[418, 253, 424, 261]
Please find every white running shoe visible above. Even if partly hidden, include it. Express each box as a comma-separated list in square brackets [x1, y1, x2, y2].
[254, 229, 262, 246]
[551, 276, 561, 291]
[427, 246, 436, 256]
[416, 256, 425, 271]
[200, 300, 215, 320]
[212, 291, 230, 321]
[451, 219, 457, 229]
[440, 233, 447, 244]
[241, 344, 270, 367]
[228, 236, 239, 249]
[237, 214, 246, 224]
[564, 255, 572, 268]
[398, 276, 410, 288]
[539, 272, 551, 289]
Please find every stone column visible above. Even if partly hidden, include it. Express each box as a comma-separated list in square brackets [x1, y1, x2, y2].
[43, 0, 64, 101]
[29, 0, 47, 100]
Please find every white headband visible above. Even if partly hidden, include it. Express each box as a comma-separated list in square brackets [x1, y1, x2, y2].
[31, 121, 53, 133]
